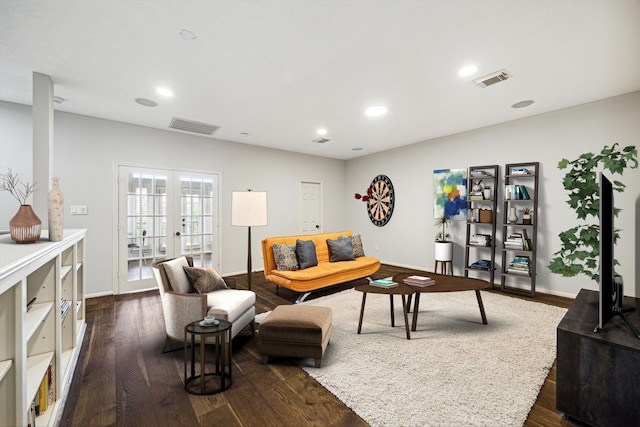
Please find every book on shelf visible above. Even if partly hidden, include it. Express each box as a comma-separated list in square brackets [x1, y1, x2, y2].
[403, 275, 436, 286]
[470, 234, 492, 246]
[470, 170, 492, 177]
[518, 185, 531, 200]
[521, 229, 530, 250]
[511, 167, 530, 175]
[505, 233, 524, 250]
[61, 297, 71, 319]
[470, 259, 491, 271]
[507, 255, 531, 276]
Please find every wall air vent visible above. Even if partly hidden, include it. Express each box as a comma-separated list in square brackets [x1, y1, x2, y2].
[473, 69, 511, 88]
[312, 138, 330, 144]
[169, 117, 220, 135]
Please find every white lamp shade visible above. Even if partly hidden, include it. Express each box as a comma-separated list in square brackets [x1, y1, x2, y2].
[231, 191, 268, 226]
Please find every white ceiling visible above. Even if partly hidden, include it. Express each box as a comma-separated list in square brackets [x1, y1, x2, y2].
[1, 0, 639, 160]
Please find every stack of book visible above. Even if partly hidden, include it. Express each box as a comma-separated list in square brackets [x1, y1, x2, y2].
[468, 191, 484, 201]
[470, 234, 492, 246]
[369, 278, 398, 288]
[511, 167, 530, 175]
[470, 170, 492, 178]
[61, 297, 71, 319]
[504, 229, 531, 250]
[507, 255, 531, 276]
[469, 259, 491, 271]
[402, 275, 436, 287]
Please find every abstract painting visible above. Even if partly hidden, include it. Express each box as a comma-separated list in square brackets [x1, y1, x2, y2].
[433, 168, 468, 220]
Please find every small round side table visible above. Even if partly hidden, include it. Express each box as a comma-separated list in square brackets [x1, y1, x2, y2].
[184, 319, 232, 395]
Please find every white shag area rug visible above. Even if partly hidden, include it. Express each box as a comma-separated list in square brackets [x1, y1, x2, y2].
[295, 288, 567, 427]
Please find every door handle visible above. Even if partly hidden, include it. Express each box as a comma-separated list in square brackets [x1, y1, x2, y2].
[316, 225, 320, 229]
[175, 232, 181, 236]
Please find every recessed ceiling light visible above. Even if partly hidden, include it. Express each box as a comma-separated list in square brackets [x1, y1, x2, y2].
[240, 132, 249, 137]
[364, 105, 387, 117]
[179, 29, 196, 40]
[53, 96, 64, 104]
[135, 98, 158, 107]
[156, 87, 173, 97]
[512, 100, 535, 109]
[458, 65, 478, 77]
[352, 147, 363, 151]
[316, 128, 327, 135]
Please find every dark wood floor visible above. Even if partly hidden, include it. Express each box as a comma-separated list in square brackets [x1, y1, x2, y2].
[59, 264, 583, 427]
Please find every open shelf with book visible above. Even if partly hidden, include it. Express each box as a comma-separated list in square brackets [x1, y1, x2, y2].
[464, 165, 499, 288]
[500, 162, 539, 297]
[0, 229, 86, 427]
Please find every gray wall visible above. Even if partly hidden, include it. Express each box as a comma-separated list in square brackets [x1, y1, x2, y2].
[1, 101, 347, 296]
[345, 91, 640, 298]
[2, 91, 639, 298]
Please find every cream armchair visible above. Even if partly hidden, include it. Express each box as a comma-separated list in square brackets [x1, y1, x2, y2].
[153, 256, 256, 352]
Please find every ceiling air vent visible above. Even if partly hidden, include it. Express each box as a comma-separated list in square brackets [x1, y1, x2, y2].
[312, 138, 330, 144]
[169, 117, 220, 136]
[473, 69, 511, 88]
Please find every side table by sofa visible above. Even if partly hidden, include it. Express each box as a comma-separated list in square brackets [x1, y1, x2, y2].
[184, 319, 232, 395]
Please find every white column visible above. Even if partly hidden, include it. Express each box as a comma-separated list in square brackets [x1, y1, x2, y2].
[32, 72, 54, 220]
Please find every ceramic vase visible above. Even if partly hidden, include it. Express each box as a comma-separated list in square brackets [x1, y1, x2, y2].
[9, 205, 42, 244]
[48, 177, 64, 242]
[483, 188, 491, 200]
[435, 241, 453, 261]
[508, 207, 518, 224]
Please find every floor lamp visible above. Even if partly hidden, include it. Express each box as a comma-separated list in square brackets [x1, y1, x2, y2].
[231, 190, 268, 290]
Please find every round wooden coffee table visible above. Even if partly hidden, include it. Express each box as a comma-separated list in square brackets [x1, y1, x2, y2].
[355, 282, 415, 339]
[394, 273, 489, 331]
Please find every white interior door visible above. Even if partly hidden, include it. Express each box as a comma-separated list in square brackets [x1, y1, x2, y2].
[300, 181, 322, 234]
[117, 166, 220, 294]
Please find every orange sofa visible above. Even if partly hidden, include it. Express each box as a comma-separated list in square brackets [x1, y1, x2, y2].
[261, 231, 380, 294]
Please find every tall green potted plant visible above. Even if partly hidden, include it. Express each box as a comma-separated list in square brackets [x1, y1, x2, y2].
[548, 144, 637, 283]
[434, 213, 453, 261]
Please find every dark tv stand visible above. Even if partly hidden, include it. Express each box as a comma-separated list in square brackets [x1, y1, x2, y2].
[557, 289, 640, 426]
[593, 276, 640, 339]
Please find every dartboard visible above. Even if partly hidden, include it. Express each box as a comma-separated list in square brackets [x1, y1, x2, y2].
[367, 174, 395, 226]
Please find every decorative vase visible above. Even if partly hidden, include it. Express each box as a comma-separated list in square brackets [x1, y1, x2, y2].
[483, 188, 491, 200]
[48, 177, 64, 242]
[435, 241, 453, 261]
[508, 207, 518, 224]
[9, 205, 42, 244]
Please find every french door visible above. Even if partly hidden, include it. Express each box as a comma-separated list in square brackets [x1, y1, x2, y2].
[117, 166, 220, 294]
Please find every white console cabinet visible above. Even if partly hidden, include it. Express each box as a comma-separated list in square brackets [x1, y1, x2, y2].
[0, 229, 86, 427]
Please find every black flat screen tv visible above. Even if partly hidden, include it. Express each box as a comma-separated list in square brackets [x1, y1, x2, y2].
[597, 172, 615, 330]
[596, 172, 640, 338]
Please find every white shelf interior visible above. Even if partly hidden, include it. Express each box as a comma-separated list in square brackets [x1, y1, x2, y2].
[0, 359, 12, 382]
[26, 302, 54, 342]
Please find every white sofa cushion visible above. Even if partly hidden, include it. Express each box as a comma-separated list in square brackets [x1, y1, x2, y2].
[207, 289, 256, 322]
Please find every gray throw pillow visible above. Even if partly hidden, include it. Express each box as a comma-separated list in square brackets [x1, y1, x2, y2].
[162, 256, 193, 293]
[183, 266, 228, 294]
[296, 239, 318, 269]
[327, 237, 355, 262]
[340, 234, 365, 257]
[273, 243, 299, 271]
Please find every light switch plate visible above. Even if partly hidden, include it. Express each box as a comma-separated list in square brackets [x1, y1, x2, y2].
[70, 205, 88, 215]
